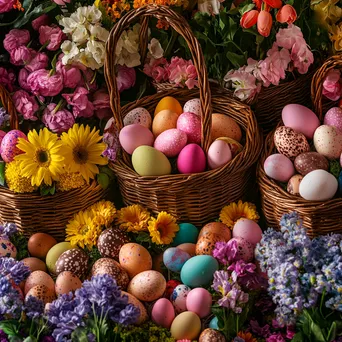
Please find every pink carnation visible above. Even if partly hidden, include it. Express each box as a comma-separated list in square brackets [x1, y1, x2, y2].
[322, 69, 342, 101]
[3, 29, 30, 53]
[143, 57, 169, 83]
[62, 87, 94, 118]
[93, 89, 112, 120]
[27, 69, 64, 97]
[32, 14, 49, 31]
[167, 57, 198, 89]
[116, 66, 136, 93]
[12, 90, 39, 121]
[291, 38, 314, 74]
[18, 68, 30, 91]
[10, 46, 33, 66]
[53, 0, 70, 5]
[74, 66, 98, 92]
[276, 24, 303, 50]
[245, 58, 270, 87]
[25, 52, 49, 72]
[0, 0, 16, 13]
[0, 67, 16, 91]
[42, 103, 75, 133]
[39, 25, 64, 51]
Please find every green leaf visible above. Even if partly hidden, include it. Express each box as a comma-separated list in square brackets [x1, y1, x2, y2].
[97, 173, 110, 190]
[292, 332, 305, 342]
[71, 327, 90, 342]
[239, 4, 255, 15]
[23, 337, 37, 342]
[327, 321, 337, 342]
[0, 161, 5, 186]
[226, 51, 246, 68]
[310, 320, 326, 342]
[98, 166, 115, 180]
[39, 183, 55, 196]
[0, 321, 20, 336]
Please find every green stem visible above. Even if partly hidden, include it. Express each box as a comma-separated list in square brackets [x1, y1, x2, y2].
[165, 30, 178, 58]
[52, 99, 65, 114]
[236, 315, 239, 336]
[39, 40, 50, 52]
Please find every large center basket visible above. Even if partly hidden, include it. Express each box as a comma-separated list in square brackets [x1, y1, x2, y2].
[105, 5, 262, 226]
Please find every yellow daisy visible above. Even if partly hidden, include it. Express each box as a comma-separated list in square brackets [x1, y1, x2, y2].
[15, 128, 65, 187]
[116, 204, 150, 232]
[56, 172, 86, 192]
[148, 211, 179, 245]
[90, 200, 117, 227]
[237, 331, 257, 342]
[220, 200, 259, 229]
[5, 160, 36, 193]
[61, 124, 108, 183]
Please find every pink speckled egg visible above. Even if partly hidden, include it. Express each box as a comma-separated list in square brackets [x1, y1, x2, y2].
[231, 237, 254, 262]
[154, 129, 187, 157]
[313, 125, 342, 160]
[186, 288, 212, 318]
[1, 130, 27, 163]
[177, 112, 201, 144]
[207, 140, 232, 169]
[152, 298, 175, 328]
[324, 107, 342, 132]
[264, 153, 295, 182]
[0, 237, 17, 258]
[183, 99, 201, 116]
[232, 219, 262, 246]
[0, 130, 6, 154]
[123, 107, 152, 129]
[119, 124, 154, 154]
[177, 144, 206, 174]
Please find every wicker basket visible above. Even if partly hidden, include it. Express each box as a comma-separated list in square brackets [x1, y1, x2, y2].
[105, 5, 262, 227]
[0, 85, 107, 241]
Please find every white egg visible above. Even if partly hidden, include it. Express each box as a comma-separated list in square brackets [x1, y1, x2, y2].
[123, 108, 152, 129]
[183, 99, 201, 116]
[171, 284, 191, 314]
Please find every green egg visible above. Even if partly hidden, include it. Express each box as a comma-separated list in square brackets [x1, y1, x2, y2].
[172, 223, 198, 246]
[46, 242, 73, 274]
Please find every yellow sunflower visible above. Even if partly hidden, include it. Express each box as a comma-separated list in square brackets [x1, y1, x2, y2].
[15, 128, 65, 187]
[237, 331, 257, 342]
[148, 211, 179, 245]
[56, 172, 86, 192]
[220, 200, 259, 229]
[5, 160, 36, 193]
[90, 200, 117, 227]
[61, 124, 108, 183]
[116, 204, 150, 232]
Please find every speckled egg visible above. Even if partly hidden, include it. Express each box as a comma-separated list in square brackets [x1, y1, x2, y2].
[198, 222, 231, 241]
[177, 112, 201, 144]
[170, 311, 201, 340]
[0, 237, 17, 258]
[230, 237, 254, 262]
[25, 285, 56, 304]
[56, 248, 89, 278]
[314, 125, 342, 160]
[199, 328, 226, 342]
[152, 110, 179, 137]
[294, 152, 329, 176]
[216, 137, 243, 157]
[171, 284, 191, 314]
[287, 174, 303, 195]
[122, 291, 148, 325]
[25, 271, 55, 295]
[232, 219, 262, 246]
[183, 98, 201, 116]
[163, 247, 190, 272]
[46, 242, 73, 274]
[22, 257, 47, 273]
[264, 153, 295, 182]
[211, 114, 242, 142]
[92, 258, 129, 290]
[1, 130, 27, 163]
[97, 228, 129, 260]
[55, 271, 82, 295]
[127, 270, 166, 302]
[165, 280, 181, 299]
[152, 298, 175, 328]
[274, 126, 310, 159]
[196, 234, 224, 256]
[154, 129, 187, 157]
[324, 107, 342, 132]
[123, 107, 152, 129]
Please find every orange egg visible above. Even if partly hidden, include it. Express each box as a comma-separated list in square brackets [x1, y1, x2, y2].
[55, 271, 82, 296]
[154, 97, 183, 116]
[211, 114, 242, 142]
[198, 222, 231, 242]
[177, 243, 196, 257]
[25, 285, 56, 305]
[28, 233, 57, 259]
[22, 257, 47, 272]
[152, 110, 178, 137]
[122, 291, 148, 325]
[24, 271, 55, 295]
[195, 234, 224, 256]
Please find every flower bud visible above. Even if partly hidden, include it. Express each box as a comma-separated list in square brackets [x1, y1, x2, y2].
[257, 10, 273, 37]
[240, 10, 259, 29]
[276, 5, 297, 24]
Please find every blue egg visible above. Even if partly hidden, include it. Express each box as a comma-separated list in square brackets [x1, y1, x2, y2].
[338, 171, 342, 196]
[172, 223, 198, 246]
[163, 247, 190, 273]
[209, 316, 219, 330]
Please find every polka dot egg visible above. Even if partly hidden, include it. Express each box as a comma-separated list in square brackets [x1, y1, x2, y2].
[183, 98, 201, 116]
[0, 237, 17, 258]
[56, 248, 89, 278]
[97, 228, 129, 260]
[123, 107, 152, 129]
[1, 130, 27, 163]
[324, 107, 342, 132]
[154, 129, 188, 157]
[171, 284, 191, 314]
[231, 237, 254, 262]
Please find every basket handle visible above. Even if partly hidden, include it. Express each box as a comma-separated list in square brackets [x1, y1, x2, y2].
[0, 84, 18, 130]
[104, 5, 212, 152]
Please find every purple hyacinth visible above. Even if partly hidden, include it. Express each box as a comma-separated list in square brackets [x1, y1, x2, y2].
[0, 258, 30, 285]
[25, 295, 45, 319]
[0, 277, 23, 320]
[0, 223, 18, 238]
[0, 108, 10, 127]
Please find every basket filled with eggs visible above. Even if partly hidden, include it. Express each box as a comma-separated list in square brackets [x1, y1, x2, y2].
[105, 6, 262, 227]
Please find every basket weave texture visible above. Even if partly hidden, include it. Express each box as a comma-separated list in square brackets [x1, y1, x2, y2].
[105, 5, 262, 227]
[0, 84, 107, 241]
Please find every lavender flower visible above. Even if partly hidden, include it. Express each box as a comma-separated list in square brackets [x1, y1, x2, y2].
[0, 108, 10, 127]
[0, 330, 8, 342]
[25, 295, 45, 319]
[0, 258, 30, 285]
[0, 277, 23, 320]
[0, 223, 18, 238]
[228, 260, 256, 282]
[102, 132, 119, 162]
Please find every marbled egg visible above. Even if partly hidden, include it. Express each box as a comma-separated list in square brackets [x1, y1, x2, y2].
[0, 237, 17, 258]
[25, 271, 55, 295]
[55, 271, 82, 295]
[199, 328, 226, 342]
[264, 153, 295, 182]
[152, 298, 175, 328]
[186, 288, 212, 318]
[1, 130, 27, 163]
[122, 291, 148, 325]
[177, 144, 206, 174]
[152, 110, 178, 137]
[163, 247, 190, 272]
[314, 125, 342, 160]
[123, 107, 152, 128]
[170, 311, 201, 340]
[170, 284, 191, 314]
[324, 107, 342, 132]
[230, 237, 254, 262]
[287, 174, 303, 195]
[207, 140, 232, 169]
[233, 219, 262, 246]
[56, 248, 88, 278]
[198, 222, 231, 241]
[97, 228, 129, 260]
[294, 152, 329, 176]
[154, 129, 187, 157]
[183, 98, 201, 116]
[119, 124, 154, 154]
[177, 112, 201, 144]
[274, 126, 310, 159]
[25, 285, 55, 305]
[196, 234, 224, 256]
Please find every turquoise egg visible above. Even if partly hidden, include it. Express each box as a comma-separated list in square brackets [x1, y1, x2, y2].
[180, 255, 219, 287]
[172, 223, 198, 246]
[163, 247, 190, 273]
[209, 316, 219, 330]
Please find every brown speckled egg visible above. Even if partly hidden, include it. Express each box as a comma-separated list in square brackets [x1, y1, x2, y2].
[0, 237, 17, 258]
[287, 174, 303, 195]
[123, 107, 152, 129]
[231, 237, 254, 262]
[56, 248, 89, 279]
[25, 285, 56, 304]
[199, 328, 226, 342]
[55, 271, 83, 296]
[196, 234, 224, 256]
[294, 152, 329, 176]
[198, 222, 231, 241]
[24, 271, 55, 295]
[97, 228, 129, 260]
[122, 291, 148, 325]
[91, 258, 129, 290]
[22, 257, 47, 273]
[274, 126, 310, 159]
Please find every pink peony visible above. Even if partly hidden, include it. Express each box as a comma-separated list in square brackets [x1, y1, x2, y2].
[167, 57, 198, 89]
[276, 24, 303, 50]
[32, 14, 49, 31]
[39, 25, 64, 51]
[18, 68, 31, 91]
[76, 67, 98, 92]
[42, 103, 75, 133]
[10, 46, 33, 66]
[322, 69, 342, 101]
[53, 0, 70, 5]
[116, 65, 136, 93]
[143, 57, 169, 83]
[25, 52, 49, 72]
[0, 67, 16, 91]
[56, 61, 82, 89]
[291, 38, 314, 74]
[27, 69, 64, 97]
[0, 0, 16, 13]
[12, 90, 39, 121]
[93, 89, 112, 120]
[62, 87, 94, 118]
[3, 29, 30, 53]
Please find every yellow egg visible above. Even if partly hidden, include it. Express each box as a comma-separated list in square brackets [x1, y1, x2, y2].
[154, 97, 183, 116]
[211, 113, 242, 142]
[46, 242, 73, 274]
[152, 110, 178, 137]
[170, 311, 201, 340]
[122, 291, 148, 325]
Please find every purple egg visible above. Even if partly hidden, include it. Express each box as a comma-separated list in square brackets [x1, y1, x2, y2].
[264, 153, 295, 182]
[163, 247, 190, 273]
[1, 130, 27, 163]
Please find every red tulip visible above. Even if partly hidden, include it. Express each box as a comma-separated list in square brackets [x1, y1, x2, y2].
[263, 0, 282, 9]
[276, 4, 297, 24]
[257, 10, 273, 37]
[240, 10, 259, 29]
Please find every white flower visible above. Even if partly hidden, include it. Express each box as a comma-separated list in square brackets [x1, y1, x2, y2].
[89, 25, 109, 42]
[59, 17, 78, 34]
[77, 50, 101, 70]
[148, 38, 164, 59]
[71, 5, 102, 25]
[198, 0, 221, 15]
[71, 25, 89, 45]
[61, 40, 80, 65]
[87, 39, 106, 67]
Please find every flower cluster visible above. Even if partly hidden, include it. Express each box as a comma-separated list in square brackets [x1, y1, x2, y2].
[322, 68, 342, 101]
[0, 257, 30, 285]
[0, 222, 18, 239]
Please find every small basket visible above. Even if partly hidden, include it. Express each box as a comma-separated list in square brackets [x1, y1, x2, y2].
[0, 84, 107, 241]
[105, 5, 262, 227]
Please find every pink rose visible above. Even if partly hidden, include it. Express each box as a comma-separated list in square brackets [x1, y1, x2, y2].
[116, 66, 136, 93]
[25, 52, 49, 72]
[0, 0, 16, 13]
[27, 69, 64, 97]
[167, 57, 198, 89]
[12, 90, 39, 121]
[32, 14, 49, 31]
[62, 87, 94, 118]
[0, 67, 16, 92]
[276, 24, 303, 50]
[291, 38, 314, 74]
[3, 29, 30, 53]
[42, 103, 75, 133]
[18, 68, 30, 91]
[56, 61, 82, 89]
[93, 89, 112, 120]
[39, 25, 64, 51]
[10, 46, 33, 66]
[322, 69, 342, 101]
[143, 57, 169, 83]
[53, 0, 70, 5]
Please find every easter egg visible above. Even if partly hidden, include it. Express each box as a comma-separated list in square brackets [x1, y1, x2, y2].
[22, 257, 47, 273]
[46, 242, 73, 274]
[232, 219, 262, 246]
[119, 243, 152, 278]
[177, 144, 206, 174]
[25, 285, 56, 305]
[199, 328, 226, 342]
[97, 228, 129, 260]
[155, 97, 183, 116]
[132, 146, 171, 176]
[282, 104, 320, 139]
[127, 270, 166, 302]
[198, 222, 231, 241]
[55, 248, 89, 278]
[294, 152, 329, 176]
[207, 140, 232, 169]
[0, 130, 6, 153]
[152, 110, 178, 137]
[324, 107, 342, 132]
[152, 298, 175, 328]
[186, 288, 212, 318]
[216, 137, 243, 157]
[299, 169, 338, 201]
[123, 107, 152, 129]
[25, 271, 55, 295]
[154, 129, 187, 157]
[183, 98, 201, 116]
[172, 223, 198, 245]
[119, 124, 154, 154]
[163, 247, 190, 272]
[287, 174, 303, 195]
[122, 291, 148, 325]
[170, 311, 201, 340]
[181, 255, 219, 287]
[230, 237, 254, 262]
[177, 112, 201, 144]
[209, 316, 219, 329]
[165, 280, 181, 299]
[264, 153, 295, 182]
[1, 130, 27, 163]
[170, 284, 191, 314]
[28, 233, 57, 259]
[55, 271, 82, 296]
[314, 125, 342, 160]
[177, 243, 196, 256]
[211, 114, 242, 142]
[0, 237, 17, 258]
[196, 234, 224, 256]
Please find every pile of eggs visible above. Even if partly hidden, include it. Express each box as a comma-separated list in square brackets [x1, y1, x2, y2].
[264, 104, 342, 201]
[117, 96, 243, 176]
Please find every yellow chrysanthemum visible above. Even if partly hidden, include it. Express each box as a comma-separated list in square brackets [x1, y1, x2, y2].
[15, 128, 65, 187]
[237, 331, 257, 342]
[312, 0, 342, 28]
[117, 204, 150, 232]
[330, 22, 342, 51]
[90, 200, 117, 227]
[5, 160, 36, 193]
[148, 211, 179, 245]
[65, 210, 102, 249]
[220, 200, 259, 229]
[56, 172, 86, 192]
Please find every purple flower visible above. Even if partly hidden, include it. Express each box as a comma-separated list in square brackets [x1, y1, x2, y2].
[249, 319, 271, 338]
[103, 132, 119, 162]
[25, 295, 44, 319]
[0, 108, 10, 128]
[0, 257, 30, 284]
[228, 260, 256, 282]
[233, 338, 245, 342]
[213, 239, 239, 265]
[0, 330, 8, 342]
[266, 333, 286, 342]
[0, 277, 23, 319]
[42, 103, 75, 134]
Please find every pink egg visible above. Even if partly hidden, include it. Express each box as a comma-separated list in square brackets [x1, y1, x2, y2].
[177, 144, 206, 174]
[1, 130, 27, 163]
[207, 140, 232, 169]
[183, 99, 201, 116]
[186, 288, 212, 318]
[152, 298, 175, 328]
[0, 130, 6, 154]
[264, 153, 295, 182]
[119, 124, 154, 154]
[232, 219, 262, 246]
[154, 129, 187, 157]
[324, 107, 342, 132]
[177, 112, 201, 144]
[230, 237, 254, 262]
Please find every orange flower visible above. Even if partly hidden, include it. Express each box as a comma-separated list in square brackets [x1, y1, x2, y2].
[237, 331, 257, 342]
[276, 4, 297, 24]
[157, 19, 170, 30]
[240, 10, 259, 29]
[253, 0, 262, 10]
[257, 10, 272, 37]
[263, 0, 282, 8]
